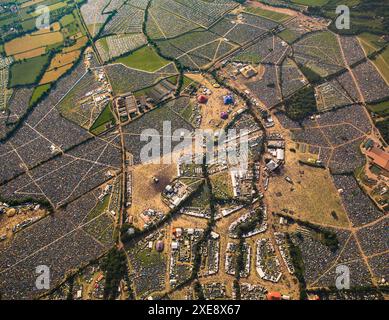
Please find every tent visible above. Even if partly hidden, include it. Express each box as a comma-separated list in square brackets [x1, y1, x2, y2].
[223, 95, 234, 105]
[197, 95, 208, 104]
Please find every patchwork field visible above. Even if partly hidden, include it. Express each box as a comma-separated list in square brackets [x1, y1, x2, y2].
[0, 0, 387, 301]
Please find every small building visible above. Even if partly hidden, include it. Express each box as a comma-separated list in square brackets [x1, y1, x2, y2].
[171, 241, 179, 250]
[240, 65, 258, 79]
[276, 149, 285, 161]
[266, 160, 279, 172]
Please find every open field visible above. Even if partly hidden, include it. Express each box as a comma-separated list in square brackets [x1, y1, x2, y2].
[4, 31, 63, 56]
[129, 163, 176, 230]
[29, 83, 51, 106]
[13, 47, 46, 60]
[113, 46, 170, 72]
[358, 33, 387, 56]
[9, 54, 50, 87]
[90, 103, 116, 135]
[244, 6, 291, 22]
[367, 100, 389, 118]
[267, 147, 350, 228]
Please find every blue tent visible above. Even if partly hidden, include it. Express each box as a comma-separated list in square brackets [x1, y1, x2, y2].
[223, 95, 234, 105]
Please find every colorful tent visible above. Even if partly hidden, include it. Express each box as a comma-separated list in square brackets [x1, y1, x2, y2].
[223, 95, 234, 105]
[221, 112, 228, 120]
[197, 95, 208, 103]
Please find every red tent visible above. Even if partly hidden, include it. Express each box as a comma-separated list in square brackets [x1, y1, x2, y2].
[197, 95, 208, 104]
[267, 292, 282, 300]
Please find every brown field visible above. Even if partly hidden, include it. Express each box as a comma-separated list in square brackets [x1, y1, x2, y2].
[63, 36, 88, 53]
[34, 22, 61, 34]
[39, 63, 73, 84]
[5, 31, 63, 56]
[48, 50, 80, 70]
[129, 163, 177, 229]
[13, 47, 46, 60]
[266, 147, 350, 228]
[39, 48, 81, 84]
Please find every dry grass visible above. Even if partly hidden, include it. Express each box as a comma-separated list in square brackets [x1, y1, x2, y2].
[39, 63, 73, 84]
[48, 50, 80, 70]
[267, 147, 350, 228]
[20, 0, 46, 8]
[5, 31, 63, 56]
[129, 163, 177, 229]
[13, 47, 46, 60]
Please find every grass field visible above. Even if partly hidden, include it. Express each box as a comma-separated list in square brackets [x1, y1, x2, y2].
[113, 46, 169, 72]
[9, 54, 50, 87]
[357, 33, 386, 56]
[277, 29, 299, 44]
[210, 172, 234, 200]
[267, 148, 350, 228]
[244, 7, 291, 23]
[30, 84, 51, 106]
[370, 46, 389, 84]
[40, 63, 74, 84]
[13, 47, 46, 60]
[367, 100, 389, 117]
[291, 0, 329, 5]
[90, 103, 116, 134]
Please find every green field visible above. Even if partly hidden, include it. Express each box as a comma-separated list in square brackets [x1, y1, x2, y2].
[90, 103, 116, 135]
[30, 84, 51, 106]
[358, 33, 386, 55]
[9, 55, 50, 87]
[291, 0, 329, 5]
[244, 7, 291, 23]
[370, 46, 389, 83]
[60, 13, 76, 27]
[376, 119, 389, 144]
[367, 100, 389, 117]
[113, 46, 169, 72]
[277, 29, 300, 44]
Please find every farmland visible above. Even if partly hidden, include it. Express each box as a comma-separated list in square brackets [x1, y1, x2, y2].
[9, 54, 50, 87]
[0, 0, 388, 302]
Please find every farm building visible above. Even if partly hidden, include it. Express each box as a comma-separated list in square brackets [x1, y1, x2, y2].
[365, 147, 389, 172]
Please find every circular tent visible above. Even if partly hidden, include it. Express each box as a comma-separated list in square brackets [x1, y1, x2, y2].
[197, 95, 208, 104]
